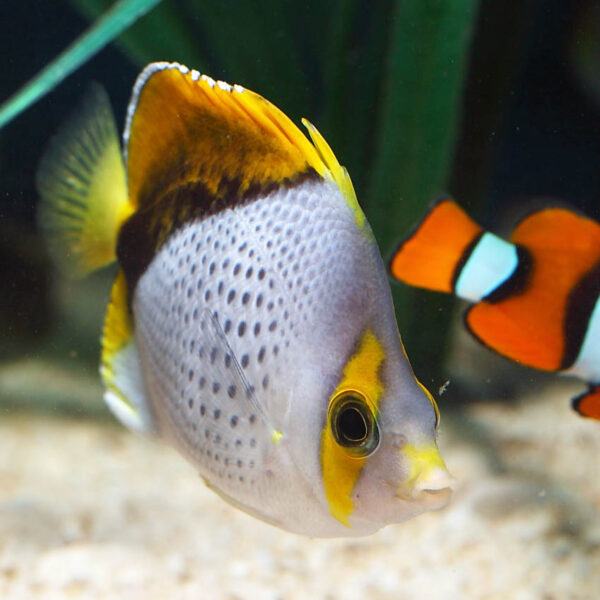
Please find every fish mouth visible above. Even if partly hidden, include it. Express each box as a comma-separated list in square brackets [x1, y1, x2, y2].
[396, 467, 454, 510]
[410, 484, 453, 510]
[397, 441, 455, 510]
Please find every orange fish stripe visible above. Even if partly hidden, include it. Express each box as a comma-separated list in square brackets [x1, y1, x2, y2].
[390, 199, 482, 293]
[466, 208, 600, 371]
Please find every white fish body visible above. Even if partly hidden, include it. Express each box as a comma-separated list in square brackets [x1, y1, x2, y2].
[37, 62, 452, 536]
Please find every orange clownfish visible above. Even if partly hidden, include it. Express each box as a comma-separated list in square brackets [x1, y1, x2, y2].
[389, 199, 600, 420]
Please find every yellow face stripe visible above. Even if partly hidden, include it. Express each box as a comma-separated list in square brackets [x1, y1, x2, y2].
[321, 329, 385, 526]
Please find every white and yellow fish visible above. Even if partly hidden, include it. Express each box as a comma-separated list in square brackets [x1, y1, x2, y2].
[36, 62, 452, 537]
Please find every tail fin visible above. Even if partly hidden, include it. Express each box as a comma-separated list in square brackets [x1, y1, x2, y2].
[36, 84, 133, 277]
[389, 199, 482, 293]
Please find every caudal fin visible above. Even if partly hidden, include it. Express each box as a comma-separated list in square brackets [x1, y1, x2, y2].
[389, 199, 482, 293]
[36, 84, 133, 277]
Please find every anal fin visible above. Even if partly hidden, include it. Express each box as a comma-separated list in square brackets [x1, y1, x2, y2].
[101, 270, 154, 433]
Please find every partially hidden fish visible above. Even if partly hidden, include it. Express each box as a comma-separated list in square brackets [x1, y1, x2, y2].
[36, 62, 452, 537]
[389, 198, 600, 420]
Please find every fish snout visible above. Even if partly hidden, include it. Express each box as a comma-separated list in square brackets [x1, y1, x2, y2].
[397, 441, 454, 510]
[410, 466, 454, 509]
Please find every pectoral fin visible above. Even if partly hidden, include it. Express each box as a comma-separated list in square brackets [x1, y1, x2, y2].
[572, 385, 600, 420]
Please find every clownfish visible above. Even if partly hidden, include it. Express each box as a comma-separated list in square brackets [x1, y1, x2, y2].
[389, 198, 600, 420]
[35, 62, 452, 537]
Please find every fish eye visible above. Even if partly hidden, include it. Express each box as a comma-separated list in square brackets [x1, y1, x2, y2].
[329, 392, 380, 458]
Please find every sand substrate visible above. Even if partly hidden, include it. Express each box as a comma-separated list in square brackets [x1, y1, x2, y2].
[1, 380, 599, 599]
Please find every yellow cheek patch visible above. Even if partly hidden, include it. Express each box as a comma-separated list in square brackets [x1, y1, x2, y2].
[321, 329, 385, 527]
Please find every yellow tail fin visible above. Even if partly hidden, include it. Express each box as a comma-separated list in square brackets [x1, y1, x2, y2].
[36, 84, 133, 277]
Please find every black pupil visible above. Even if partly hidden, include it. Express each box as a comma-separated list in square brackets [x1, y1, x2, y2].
[339, 406, 367, 443]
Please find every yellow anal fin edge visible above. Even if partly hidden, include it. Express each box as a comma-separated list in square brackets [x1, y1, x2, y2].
[101, 270, 154, 433]
[36, 84, 133, 277]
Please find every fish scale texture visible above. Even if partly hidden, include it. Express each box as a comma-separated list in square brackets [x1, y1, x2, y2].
[133, 177, 360, 527]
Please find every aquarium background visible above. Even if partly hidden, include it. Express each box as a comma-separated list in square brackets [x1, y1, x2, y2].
[1, 1, 599, 598]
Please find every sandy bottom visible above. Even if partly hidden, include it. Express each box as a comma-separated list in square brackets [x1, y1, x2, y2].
[1, 379, 599, 600]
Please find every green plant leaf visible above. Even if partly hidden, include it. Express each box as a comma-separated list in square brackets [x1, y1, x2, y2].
[0, 0, 164, 130]
[68, 0, 207, 68]
[366, 0, 479, 381]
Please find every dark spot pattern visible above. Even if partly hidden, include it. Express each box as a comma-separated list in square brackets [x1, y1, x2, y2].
[131, 178, 334, 488]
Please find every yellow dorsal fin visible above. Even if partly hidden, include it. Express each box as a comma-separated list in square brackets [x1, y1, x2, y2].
[36, 84, 133, 277]
[302, 118, 365, 228]
[123, 62, 360, 217]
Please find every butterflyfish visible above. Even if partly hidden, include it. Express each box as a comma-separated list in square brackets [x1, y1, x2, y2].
[36, 62, 452, 536]
[389, 198, 600, 420]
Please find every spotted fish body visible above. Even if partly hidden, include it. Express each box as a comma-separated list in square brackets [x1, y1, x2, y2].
[37, 62, 452, 536]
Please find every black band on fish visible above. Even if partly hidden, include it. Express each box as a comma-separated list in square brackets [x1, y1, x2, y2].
[117, 169, 321, 300]
[483, 245, 533, 304]
[561, 259, 600, 370]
